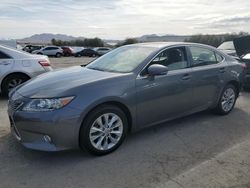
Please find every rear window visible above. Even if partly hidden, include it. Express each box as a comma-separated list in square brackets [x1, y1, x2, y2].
[0, 51, 11, 59]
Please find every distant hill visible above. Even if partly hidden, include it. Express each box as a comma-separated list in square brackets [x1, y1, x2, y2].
[17, 33, 190, 45]
[137, 34, 190, 42]
[18, 33, 84, 44]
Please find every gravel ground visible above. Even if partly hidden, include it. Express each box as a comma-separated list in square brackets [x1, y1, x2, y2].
[0, 57, 250, 188]
[49, 56, 96, 69]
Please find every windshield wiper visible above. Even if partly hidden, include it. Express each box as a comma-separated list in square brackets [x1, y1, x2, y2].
[87, 67, 105, 72]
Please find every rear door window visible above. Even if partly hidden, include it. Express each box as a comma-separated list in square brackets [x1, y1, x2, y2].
[189, 46, 218, 67]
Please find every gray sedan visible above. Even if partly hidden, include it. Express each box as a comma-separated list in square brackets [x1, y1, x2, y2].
[8, 42, 244, 155]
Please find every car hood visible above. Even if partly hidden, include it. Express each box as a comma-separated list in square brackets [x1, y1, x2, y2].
[16, 66, 126, 98]
[233, 36, 250, 57]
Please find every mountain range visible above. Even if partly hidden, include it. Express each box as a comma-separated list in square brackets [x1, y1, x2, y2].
[17, 33, 190, 44]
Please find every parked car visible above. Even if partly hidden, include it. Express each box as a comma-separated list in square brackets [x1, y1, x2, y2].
[32, 46, 63, 57]
[61, 46, 74, 56]
[74, 48, 99, 57]
[22, 45, 44, 53]
[0, 45, 52, 96]
[217, 41, 237, 57]
[94, 47, 112, 56]
[71, 47, 85, 54]
[8, 42, 244, 155]
[218, 36, 250, 90]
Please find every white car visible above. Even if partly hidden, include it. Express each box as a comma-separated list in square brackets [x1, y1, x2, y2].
[94, 47, 112, 56]
[32, 46, 63, 57]
[0, 45, 52, 96]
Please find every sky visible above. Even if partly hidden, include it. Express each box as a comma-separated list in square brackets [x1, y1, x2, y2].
[0, 0, 250, 39]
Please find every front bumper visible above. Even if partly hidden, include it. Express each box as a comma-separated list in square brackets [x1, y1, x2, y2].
[8, 99, 82, 151]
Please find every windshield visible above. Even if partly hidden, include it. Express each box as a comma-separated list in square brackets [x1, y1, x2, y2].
[218, 41, 235, 50]
[86, 45, 157, 73]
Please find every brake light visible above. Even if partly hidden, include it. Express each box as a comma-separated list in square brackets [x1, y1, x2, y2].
[240, 63, 247, 69]
[39, 60, 50, 67]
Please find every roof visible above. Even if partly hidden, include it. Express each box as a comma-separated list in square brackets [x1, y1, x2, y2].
[131, 42, 212, 49]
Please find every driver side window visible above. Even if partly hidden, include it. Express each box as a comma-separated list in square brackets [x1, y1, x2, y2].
[151, 47, 188, 71]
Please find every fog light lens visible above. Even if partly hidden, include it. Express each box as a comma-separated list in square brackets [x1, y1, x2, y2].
[43, 135, 52, 143]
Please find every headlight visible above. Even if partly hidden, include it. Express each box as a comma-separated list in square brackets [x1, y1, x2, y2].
[22, 96, 75, 112]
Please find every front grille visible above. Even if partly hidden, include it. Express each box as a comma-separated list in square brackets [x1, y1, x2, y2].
[8, 100, 23, 112]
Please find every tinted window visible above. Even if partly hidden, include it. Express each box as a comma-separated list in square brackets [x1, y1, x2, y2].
[0, 51, 11, 59]
[44, 47, 58, 50]
[189, 46, 217, 67]
[151, 47, 188, 71]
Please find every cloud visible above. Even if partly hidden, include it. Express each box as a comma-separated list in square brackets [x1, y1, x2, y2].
[0, 0, 250, 39]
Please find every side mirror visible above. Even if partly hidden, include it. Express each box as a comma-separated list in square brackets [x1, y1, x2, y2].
[147, 64, 168, 76]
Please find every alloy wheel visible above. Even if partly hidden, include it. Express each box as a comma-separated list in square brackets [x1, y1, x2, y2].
[221, 88, 236, 112]
[89, 113, 123, 151]
[7, 78, 23, 92]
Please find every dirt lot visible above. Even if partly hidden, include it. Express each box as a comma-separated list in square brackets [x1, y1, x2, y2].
[49, 56, 96, 68]
[0, 57, 250, 188]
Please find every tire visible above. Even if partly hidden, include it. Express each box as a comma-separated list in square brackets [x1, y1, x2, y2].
[79, 105, 128, 156]
[55, 53, 62, 58]
[1, 74, 29, 97]
[213, 84, 237, 115]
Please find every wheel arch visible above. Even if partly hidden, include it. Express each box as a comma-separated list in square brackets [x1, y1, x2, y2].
[227, 80, 241, 97]
[1, 72, 31, 91]
[80, 101, 133, 133]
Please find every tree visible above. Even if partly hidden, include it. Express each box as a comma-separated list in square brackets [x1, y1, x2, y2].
[50, 37, 104, 47]
[116, 38, 138, 47]
[185, 32, 249, 47]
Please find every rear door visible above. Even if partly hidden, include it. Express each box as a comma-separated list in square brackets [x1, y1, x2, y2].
[0, 51, 14, 77]
[187, 45, 226, 108]
[136, 46, 194, 128]
[42, 47, 51, 55]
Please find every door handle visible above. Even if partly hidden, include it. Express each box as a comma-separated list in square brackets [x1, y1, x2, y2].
[182, 74, 191, 80]
[219, 67, 226, 73]
[0, 61, 10, 65]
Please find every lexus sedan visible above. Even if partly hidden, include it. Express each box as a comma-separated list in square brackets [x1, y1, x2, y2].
[8, 42, 244, 155]
[0, 45, 52, 96]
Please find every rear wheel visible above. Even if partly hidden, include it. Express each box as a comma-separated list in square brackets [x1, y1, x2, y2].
[213, 84, 237, 115]
[2, 74, 29, 96]
[79, 105, 128, 155]
[55, 53, 62, 58]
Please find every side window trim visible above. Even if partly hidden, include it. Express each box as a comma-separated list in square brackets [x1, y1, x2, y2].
[187, 45, 223, 68]
[138, 45, 191, 77]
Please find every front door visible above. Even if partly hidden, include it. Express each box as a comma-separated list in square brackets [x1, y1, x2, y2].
[136, 46, 193, 128]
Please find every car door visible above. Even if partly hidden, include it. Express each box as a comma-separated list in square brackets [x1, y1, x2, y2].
[187, 45, 226, 108]
[0, 51, 14, 77]
[42, 47, 51, 55]
[136, 46, 193, 128]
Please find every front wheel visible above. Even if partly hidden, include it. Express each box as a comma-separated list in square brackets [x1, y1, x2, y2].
[79, 105, 128, 155]
[213, 84, 237, 115]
